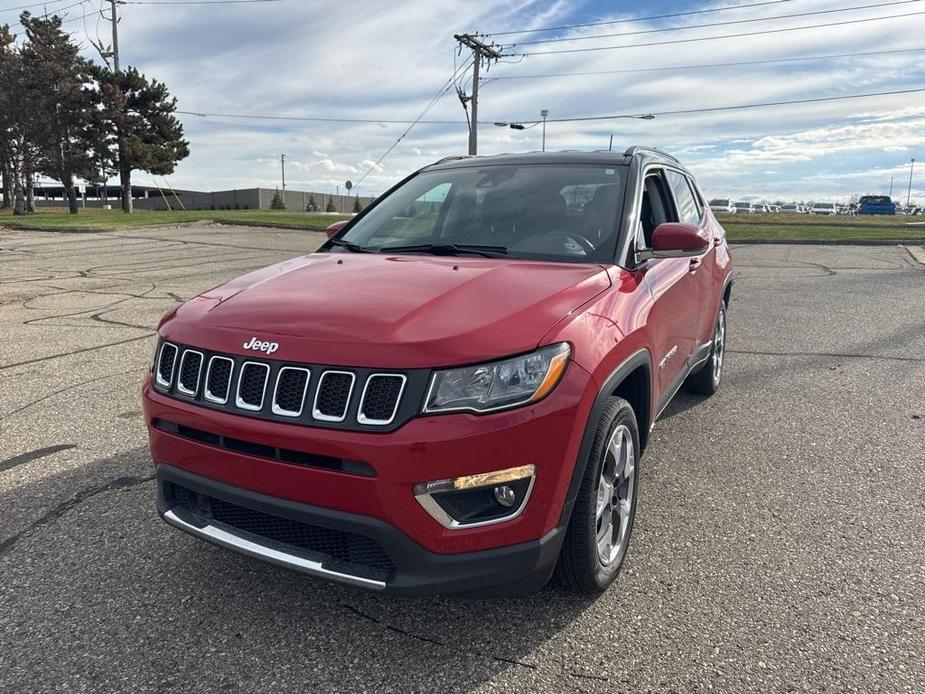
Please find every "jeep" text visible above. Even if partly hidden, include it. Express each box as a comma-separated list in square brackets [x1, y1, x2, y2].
[243, 337, 279, 355]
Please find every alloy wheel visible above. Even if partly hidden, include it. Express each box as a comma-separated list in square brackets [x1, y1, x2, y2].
[712, 309, 726, 386]
[595, 424, 635, 566]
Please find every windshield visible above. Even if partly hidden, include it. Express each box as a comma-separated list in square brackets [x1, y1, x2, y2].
[710, 199, 729, 206]
[815, 203, 834, 209]
[860, 196, 891, 205]
[336, 164, 628, 263]
[734, 202, 750, 209]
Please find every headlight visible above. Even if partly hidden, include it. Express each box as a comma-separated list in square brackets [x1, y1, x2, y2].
[423, 343, 570, 414]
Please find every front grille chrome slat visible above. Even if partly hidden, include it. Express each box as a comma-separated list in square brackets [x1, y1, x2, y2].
[176, 350, 204, 396]
[358, 374, 407, 426]
[272, 367, 311, 417]
[235, 362, 270, 412]
[156, 342, 179, 388]
[312, 371, 355, 423]
[204, 356, 234, 404]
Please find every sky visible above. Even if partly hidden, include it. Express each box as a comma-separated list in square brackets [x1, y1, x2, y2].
[4, 0, 924, 203]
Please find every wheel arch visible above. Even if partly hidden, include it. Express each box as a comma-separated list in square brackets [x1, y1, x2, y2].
[722, 274, 733, 306]
[557, 348, 653, 528]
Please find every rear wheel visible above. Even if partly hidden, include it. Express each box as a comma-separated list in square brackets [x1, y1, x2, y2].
[683, 301, 727, 395]
[556, 397, 640, 594]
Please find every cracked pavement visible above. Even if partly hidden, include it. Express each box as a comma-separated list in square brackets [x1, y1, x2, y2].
[1, 227, 924, 693]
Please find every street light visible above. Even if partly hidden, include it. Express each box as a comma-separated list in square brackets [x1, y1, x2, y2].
[541, 109, 549, 152]
[608, 114, 656, 150]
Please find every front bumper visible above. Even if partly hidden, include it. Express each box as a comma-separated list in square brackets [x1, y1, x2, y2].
[157, 464, 564, 596]
[143, 361, 595, 556]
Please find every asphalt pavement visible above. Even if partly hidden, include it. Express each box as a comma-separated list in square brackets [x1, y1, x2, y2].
[1, 225, 923, 693]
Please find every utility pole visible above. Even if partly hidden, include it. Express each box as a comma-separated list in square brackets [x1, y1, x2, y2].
[281, 154, 286, 198]
[541, 109, 548, 152]
[909, 158, 916, 206]
[110, 0, 120, 72]
[889, 176, 894, 197]
[454, 34, 502, 156]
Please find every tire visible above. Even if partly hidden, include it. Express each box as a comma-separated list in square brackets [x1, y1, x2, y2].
[683, 300, 727, 396]
[555, 396, 640, 594]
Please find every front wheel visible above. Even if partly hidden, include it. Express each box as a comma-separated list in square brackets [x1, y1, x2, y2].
[555, 397, 640, 594]
[683, 301, 727, 395]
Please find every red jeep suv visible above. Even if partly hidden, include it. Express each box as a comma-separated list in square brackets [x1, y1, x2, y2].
[143, 147, 733, 596]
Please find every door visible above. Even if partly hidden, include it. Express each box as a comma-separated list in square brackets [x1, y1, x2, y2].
[663, 169, 715, 356]
[636, 170, 701, 409]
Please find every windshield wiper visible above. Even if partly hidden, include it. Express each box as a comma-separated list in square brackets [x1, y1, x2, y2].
[378, 243, 509, 258]
[327, 239, 375, 253]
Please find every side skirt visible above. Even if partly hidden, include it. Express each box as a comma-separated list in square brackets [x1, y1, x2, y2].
[654, 340, 712, 421]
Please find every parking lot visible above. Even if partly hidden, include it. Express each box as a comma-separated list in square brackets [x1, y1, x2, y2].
[1, 224, 923, 693]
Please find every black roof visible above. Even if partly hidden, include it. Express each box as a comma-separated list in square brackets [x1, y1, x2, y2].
[423, 146, 686, 173]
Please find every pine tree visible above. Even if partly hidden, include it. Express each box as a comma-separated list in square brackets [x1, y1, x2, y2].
[18, 13, 102, 214]
[0, 23, 18, 210]
[95, 66, 189, 214]
[353, 196, 361, 213]
[271, 189, 285, 209]
[325, 196, 336, 212]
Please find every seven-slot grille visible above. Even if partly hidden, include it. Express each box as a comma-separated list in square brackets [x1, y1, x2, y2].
[153, 342, 410, 430]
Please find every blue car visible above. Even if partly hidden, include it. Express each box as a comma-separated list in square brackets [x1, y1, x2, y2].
[857, 195, 896, 215]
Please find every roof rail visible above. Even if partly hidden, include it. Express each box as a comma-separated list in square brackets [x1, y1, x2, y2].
[623, 145, 680, 163]
[432, 155, 474, 165]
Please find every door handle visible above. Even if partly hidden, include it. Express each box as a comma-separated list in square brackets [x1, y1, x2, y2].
[689, 257, 702, 271]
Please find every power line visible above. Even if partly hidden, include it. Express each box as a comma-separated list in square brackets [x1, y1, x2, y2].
[0, 0, 70, 15]
[354, 56, 474, 190]
[515, 87, 925, 124]
[177, 111, 463, 125]
[178, 87, 925, 128]
[487, 46, 925, 81]
[121, 0, 283, 4]
[513, 9, 925, 56]
[482, 0, 794, 36]
[510, 0, 923, 47]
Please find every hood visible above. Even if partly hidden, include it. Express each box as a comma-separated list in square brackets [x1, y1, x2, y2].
[165, 253, 611, 368]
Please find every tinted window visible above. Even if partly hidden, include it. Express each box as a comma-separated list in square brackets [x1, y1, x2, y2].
[860, 196, 892, 205]
[710, 199, 729, 206]
[665, 170, 701, 225]
[340, 164, 627, 263]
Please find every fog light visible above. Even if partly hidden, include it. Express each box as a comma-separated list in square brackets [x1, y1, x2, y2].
[414, 465, 535, 529]
[494, 485, 516, 507]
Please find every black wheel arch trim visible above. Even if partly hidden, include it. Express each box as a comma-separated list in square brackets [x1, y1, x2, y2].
[557, 348, 652, 528]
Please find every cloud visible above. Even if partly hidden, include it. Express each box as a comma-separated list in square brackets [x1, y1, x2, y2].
[50, 0, 924, 202]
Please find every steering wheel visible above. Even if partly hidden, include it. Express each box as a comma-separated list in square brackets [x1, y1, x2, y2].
[546, 231, 596, 255]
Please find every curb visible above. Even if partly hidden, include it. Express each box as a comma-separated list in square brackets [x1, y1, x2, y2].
[728, 238, 925, 246]
[0, 220, 331, 234]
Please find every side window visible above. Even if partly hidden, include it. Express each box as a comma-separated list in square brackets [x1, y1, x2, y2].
[687, 176, 704, 217]
[665, 170, 701, 226]
[638, 171, 674, 248]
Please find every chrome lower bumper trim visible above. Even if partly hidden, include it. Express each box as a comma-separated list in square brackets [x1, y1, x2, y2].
[162, 509, 386, 591]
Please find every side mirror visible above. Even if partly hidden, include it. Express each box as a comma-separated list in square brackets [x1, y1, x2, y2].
[639, 222, 710, 261]
[324, 220, 348, 239]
